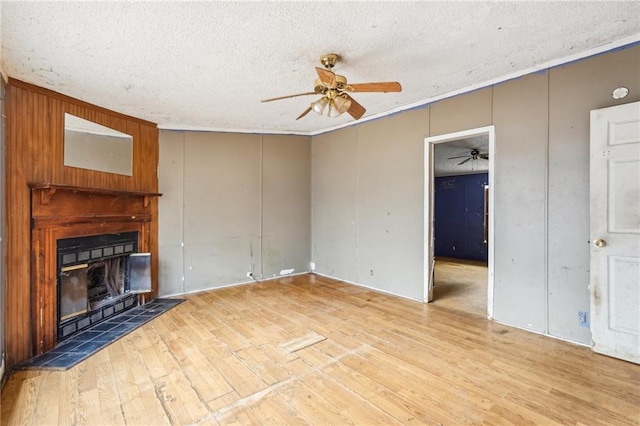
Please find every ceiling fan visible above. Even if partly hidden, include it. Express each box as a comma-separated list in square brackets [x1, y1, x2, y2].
[448, 149, 489, 165]
[261, 53, 402, 121]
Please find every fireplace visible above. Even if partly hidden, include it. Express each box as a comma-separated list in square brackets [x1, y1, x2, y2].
[29, 183, 161, 356]
[56, 232, 151, 341]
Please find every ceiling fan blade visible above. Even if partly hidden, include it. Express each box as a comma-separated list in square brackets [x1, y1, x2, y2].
[447, 155, 471, 160]
[316, 67, 336, 88]
[261, 92, 317, 103]
[347, 82, 402, 93]
[296, 106, 313, 120]
[458, 158, 472, 166]
[345, 94, 366, 120]
[480, 154, 489, 160]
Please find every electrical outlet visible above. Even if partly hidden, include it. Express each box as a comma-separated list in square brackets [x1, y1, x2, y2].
[578, 311, 589, 327]
[370, 269, 374, 276]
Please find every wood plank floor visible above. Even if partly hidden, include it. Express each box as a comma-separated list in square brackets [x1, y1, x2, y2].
[2, 274, 639, 425]
[433, 257, 488, 317]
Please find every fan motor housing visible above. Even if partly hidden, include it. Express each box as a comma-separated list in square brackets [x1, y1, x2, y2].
[314, 75, 348, 93]
[334, 74, 347, 89]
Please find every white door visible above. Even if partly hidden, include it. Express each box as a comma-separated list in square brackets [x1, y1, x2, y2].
[590, 101, 640, 364]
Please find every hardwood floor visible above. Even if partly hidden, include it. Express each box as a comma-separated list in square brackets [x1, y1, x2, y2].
[433, 257, 488, 317]
[2, 274, 639, 425]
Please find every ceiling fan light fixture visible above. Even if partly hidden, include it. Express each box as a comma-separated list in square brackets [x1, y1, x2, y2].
[261, 53, 400, 121]
[311, 97, 329, 115]
[327, 101, 342, 118]
[333, 95, 352, 114]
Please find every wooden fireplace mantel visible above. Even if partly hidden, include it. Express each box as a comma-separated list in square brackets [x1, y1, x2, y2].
[29, 183, 162, 355]
[30, 183, 162, 228]
[29, 182, 162, 207]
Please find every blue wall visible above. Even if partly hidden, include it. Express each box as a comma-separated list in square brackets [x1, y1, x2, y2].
[435, 173, 488, 262]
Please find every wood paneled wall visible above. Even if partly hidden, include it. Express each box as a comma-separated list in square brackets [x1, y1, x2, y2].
[5, 79, 159, 367]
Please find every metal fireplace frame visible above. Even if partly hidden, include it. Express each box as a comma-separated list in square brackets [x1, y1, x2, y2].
[56, 231, 140, 341]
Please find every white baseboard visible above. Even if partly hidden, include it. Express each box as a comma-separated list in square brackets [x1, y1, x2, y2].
[312, 272, 591, 348]
[260, 271, 310, 281]
[311, 271, 423, 303]
[160, 271, 311, 298]
[492, 319, 591, 348]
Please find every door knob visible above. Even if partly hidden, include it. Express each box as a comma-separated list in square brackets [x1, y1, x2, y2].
[593, 238, 607, 248]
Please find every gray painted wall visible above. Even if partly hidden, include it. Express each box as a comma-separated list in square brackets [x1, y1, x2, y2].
[492, 72, 549, 333]
[262, 135, 311, 279]
[311, 127, 358, 283]
[158, 131, 311, 296]
[546, 50, 640, 342]
[158, 131, 184, 296]
[157, 45, 639, 346]
[311, 44, 640, 344]
[311, 109, 427, 300]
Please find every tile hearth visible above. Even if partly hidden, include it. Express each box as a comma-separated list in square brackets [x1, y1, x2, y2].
[18, 298, 183, 370]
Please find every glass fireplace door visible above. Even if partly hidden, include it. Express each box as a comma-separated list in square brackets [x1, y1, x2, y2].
[59, 264, 89, 321]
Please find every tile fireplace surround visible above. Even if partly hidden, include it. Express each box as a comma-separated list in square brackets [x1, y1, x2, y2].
[18, 298, 183, 370]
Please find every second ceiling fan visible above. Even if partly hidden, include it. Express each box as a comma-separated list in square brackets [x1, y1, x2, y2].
[261, 53, 402, 121]
[448, 149, 489, 165]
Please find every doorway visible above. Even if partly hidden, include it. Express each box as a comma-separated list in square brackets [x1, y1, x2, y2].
[424, 126, 495, 319]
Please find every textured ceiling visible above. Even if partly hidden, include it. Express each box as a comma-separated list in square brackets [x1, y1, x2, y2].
[2, 2, 639, 135]
[434, 135, 489, 177]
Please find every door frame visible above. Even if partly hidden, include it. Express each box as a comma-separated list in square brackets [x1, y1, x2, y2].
[424, 125, 495, 319]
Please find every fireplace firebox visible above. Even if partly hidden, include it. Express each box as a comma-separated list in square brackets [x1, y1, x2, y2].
[56, 232, 151, 341]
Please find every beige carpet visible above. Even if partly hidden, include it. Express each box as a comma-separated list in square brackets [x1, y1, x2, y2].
[433, 257, 488, 317]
